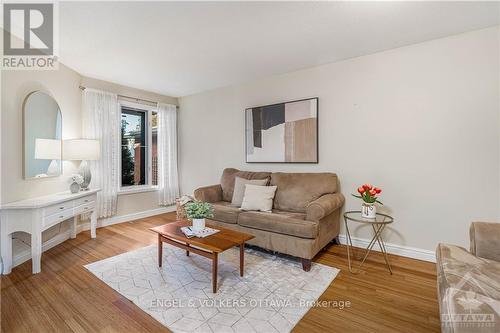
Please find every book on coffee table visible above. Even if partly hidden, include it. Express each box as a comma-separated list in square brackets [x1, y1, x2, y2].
[180, 226, 220, 238]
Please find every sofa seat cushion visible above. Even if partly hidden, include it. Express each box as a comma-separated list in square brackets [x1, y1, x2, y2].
[212, 201, 240, 224]
[271, 209, 306, 220]
[238, 211, 318, 239]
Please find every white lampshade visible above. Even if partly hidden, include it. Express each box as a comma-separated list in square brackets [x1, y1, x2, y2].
[63, 139, 100, 161]
[34, 139, 61, 160]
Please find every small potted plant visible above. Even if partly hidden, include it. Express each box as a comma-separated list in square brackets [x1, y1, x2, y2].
[185, 201, 215, 231]
[352, 184, 383, 218]
[70, 174, 84, 193]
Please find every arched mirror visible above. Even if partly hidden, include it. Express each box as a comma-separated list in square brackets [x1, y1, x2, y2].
[24, 91, 62, 179]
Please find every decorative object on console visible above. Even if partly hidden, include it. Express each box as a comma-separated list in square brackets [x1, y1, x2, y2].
[69, 174, 84, 193]
[352, 184, 383, 218]
[185, 201, 214, 231]
[34, 138, 62, 177]
[63, 139, 100, 190]
[245, 97, 318, 163]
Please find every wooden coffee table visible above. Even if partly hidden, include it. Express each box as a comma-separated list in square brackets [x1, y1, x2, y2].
[150, 220, 254, 293]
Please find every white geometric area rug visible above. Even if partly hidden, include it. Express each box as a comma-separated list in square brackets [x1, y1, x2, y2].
[85, 244, 339, 333]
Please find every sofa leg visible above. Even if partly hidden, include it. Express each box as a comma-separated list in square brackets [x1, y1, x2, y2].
[302, 259, 311, 272]
[332, 236, 340, 245]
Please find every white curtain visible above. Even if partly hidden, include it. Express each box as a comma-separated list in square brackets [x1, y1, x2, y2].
[157, 103, 179, 206]
[82, 88, 120, 218]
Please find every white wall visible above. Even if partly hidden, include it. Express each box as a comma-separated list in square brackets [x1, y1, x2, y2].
[1, 64, 83, 203]
[1, 64, 178, 259]
[179, 27, 500, 252]
[1, 64, 83, 247]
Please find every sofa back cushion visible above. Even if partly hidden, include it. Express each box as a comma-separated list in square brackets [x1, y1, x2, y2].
[220, 168, 271, 202]
[270, 172, 338, 212]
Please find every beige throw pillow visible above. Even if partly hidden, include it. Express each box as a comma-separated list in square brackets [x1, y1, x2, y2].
[231, 177, 268, 207]
[240, 185, 277, 212]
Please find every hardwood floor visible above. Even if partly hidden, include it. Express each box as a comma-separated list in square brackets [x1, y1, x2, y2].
[1, 212, 440, 332]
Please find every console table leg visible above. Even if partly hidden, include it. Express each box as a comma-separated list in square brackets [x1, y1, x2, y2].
[70, 216, 77, 239]
[31, 233, 42, 274]
[212, 253, 218, 293]
[90, 210, 97, 239]
[0, 231, 12, 275]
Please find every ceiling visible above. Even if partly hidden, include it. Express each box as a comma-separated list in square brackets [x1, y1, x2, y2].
[59, 2, 499, 97]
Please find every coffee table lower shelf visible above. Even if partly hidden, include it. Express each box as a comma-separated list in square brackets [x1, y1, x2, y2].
[157, 234, 246, 293]
[150, 220, 254, 294]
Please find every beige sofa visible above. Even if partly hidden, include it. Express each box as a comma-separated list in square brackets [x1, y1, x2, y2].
[194, 168, 345, 271]
[436, 222, 500, 333]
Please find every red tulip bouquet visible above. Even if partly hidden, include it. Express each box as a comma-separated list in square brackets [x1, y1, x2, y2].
[352, 184, 383, 218]
[352, 184, 383, 205]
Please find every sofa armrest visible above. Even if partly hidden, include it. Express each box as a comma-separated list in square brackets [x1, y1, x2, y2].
[470, 222, 500, 262]
[306, 193, 345, 221]
[193, 184, 223, 203]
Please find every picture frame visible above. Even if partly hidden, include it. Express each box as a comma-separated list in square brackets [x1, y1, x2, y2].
[245, 97, 319, 163]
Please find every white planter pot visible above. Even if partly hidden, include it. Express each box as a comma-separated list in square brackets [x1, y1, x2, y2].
[361, 203, 376, 219]
[192, 218, 206, 232]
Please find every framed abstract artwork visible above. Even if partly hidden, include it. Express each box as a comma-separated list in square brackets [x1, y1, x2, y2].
[245, 97, 318, 163]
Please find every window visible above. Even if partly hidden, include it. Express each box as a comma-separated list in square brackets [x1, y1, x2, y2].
[120, 104, 158, 190]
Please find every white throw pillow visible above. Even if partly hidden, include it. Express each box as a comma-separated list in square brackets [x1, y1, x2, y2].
[231, 176, 269, 207]
[240, 185, 277, 212]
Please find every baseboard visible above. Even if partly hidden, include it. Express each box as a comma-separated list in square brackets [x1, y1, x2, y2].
[337, 234, 436, 262]
[10, 206, 175, 269]
[98, 206, 176, 228]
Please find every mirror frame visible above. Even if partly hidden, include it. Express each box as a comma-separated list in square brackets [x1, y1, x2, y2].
[23, 90, 63, 180]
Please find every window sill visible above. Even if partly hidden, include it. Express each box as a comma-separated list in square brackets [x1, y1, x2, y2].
[118, 186, 158, 196]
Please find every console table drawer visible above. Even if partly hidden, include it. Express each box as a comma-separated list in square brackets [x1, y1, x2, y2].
[44, 202, 74, 216]
[44, 208, 74, 228]
[75, 196, 94, 207]
[74, 202, 95, 215]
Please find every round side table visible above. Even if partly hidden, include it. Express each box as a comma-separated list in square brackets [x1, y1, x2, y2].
[343, 211, 394, 274]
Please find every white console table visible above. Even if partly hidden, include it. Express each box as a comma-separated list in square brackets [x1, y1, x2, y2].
[0, 189, 100, 275]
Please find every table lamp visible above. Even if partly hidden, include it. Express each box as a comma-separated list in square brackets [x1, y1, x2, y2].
[63, 139, 100, 190]
[34, 138, 61, 176]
